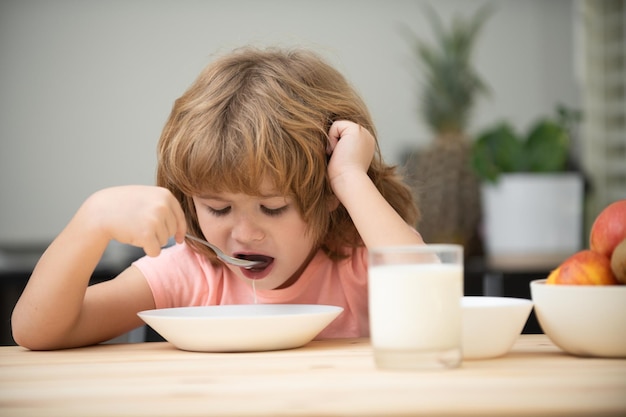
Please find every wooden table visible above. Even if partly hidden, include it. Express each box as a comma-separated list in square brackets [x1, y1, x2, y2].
[1, 335, 625, 416]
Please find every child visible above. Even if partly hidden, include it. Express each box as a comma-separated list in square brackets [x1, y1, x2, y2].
[12, 47, 423, 350]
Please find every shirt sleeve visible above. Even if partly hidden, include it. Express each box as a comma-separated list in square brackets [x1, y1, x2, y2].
[132, 243, 214, 309]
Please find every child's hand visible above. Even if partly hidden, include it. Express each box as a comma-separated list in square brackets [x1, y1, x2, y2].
[326, 120, 376, 186]
[82, 185, 187, 257]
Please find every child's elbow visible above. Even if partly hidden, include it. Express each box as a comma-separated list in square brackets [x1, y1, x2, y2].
[11, 310, 55, 351]
[11, 315, 35, 350]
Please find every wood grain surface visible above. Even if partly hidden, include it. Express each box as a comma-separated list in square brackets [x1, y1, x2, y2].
[1, 335, 625, 417]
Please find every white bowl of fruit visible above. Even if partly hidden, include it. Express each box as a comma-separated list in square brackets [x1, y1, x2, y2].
[531, 200, 626, 357]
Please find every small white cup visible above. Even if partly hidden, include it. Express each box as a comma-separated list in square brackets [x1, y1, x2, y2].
[368, 244, 463, 370]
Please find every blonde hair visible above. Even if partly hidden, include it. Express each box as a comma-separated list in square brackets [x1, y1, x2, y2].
[157, 47, 419, 260]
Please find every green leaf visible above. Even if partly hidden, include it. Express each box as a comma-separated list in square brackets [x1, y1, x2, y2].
[524, 120, 569, 172]
[403, 3, 494, 135]
[471, 122, 523, 182]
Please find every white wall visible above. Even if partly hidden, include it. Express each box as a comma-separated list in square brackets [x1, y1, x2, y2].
[0, 0, 579, 245]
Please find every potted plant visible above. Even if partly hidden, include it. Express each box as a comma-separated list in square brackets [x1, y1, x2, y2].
[471, 106, 585, 269]
[402, 4, 493, 257]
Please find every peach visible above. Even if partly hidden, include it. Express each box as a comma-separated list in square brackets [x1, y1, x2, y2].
[590, 199, 626, 258]
[611, 238, 626, 284]
[546, 250, 619, 285]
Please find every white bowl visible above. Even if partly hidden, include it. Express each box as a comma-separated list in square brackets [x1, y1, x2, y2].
[530, 279, 626, 357]
[462, 296, 533, 360]
[138, 304, 343, 352]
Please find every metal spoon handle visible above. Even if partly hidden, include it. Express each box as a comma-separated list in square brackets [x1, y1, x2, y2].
[185, 234, 260, 268]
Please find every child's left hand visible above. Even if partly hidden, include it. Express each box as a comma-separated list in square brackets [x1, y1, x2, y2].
[326, 120, 376, 186]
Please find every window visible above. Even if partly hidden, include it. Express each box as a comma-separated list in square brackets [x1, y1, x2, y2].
[581, 0, 626, 227]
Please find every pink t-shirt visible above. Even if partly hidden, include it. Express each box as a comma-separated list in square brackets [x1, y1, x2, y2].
[132, 242, 369, 339]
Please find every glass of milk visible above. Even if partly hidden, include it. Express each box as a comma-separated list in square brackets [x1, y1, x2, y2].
[368, 244, 463, 370]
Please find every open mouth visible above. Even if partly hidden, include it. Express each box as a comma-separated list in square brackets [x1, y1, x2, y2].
[236, 254, 274, 272]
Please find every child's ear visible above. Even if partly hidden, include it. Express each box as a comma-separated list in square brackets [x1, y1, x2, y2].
[327, 194, 340, 212]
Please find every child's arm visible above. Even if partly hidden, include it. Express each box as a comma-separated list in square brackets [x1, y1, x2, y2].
[11, 185, 187, 350]
[327, 121, 424, 248]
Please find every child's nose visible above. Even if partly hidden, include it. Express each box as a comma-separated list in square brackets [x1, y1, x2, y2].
[231, 216, 265, 243]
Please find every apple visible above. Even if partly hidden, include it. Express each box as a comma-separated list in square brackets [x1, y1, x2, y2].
[589, 199, 626, 258]
[546, 249, 619, 285]
[611, 238, 626, 284]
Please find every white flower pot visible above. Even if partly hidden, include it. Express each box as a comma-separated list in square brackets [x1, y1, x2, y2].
[481, 173, 584, 269]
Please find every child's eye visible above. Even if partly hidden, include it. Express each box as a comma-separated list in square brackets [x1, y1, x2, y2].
[261, 205, 288, 217]
[208, 206, 231, 216]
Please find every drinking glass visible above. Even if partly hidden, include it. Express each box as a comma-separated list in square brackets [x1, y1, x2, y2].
[368, 244, 463, 370]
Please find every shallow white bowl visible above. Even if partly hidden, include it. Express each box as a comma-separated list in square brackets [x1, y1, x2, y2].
[530, 279, 626, 358]
[138, 304, 343, 352]
[462, 296, 533, 360]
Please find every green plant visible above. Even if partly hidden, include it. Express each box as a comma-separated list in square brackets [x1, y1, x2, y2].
[403, 3, 493, 136]
[471, 106, 579, 183]
[400, 4, 492, 256]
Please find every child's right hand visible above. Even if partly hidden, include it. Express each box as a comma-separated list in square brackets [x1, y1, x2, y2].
[326, 120, 376, 187]
[81, 185, 187, 257]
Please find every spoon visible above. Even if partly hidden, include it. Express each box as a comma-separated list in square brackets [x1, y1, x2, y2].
[185, 234, 263, 269]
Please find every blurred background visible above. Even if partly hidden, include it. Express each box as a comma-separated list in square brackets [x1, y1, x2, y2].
[0, 0, 591, 242]
[0, 0, 624, 342]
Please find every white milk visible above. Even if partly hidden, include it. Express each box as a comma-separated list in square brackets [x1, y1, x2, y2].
[369, 263, 463, 350]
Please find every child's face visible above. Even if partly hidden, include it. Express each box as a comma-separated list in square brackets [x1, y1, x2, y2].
[192, 178, 318, 290]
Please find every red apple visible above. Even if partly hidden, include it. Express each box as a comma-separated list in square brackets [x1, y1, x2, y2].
[589, 199, 626, 258]
[611, 238, 626, 284]
[546, 250, 619, 285]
